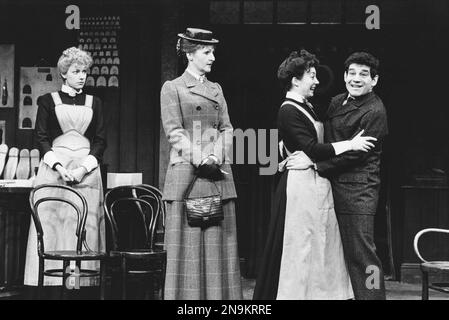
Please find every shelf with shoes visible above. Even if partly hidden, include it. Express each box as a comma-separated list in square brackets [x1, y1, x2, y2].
[78, 15, 121, 89]
[0, 144, 39, 188]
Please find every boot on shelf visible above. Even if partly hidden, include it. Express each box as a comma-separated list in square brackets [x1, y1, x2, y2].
[3, 147, 19, 179]
[16, 148, 31, 179]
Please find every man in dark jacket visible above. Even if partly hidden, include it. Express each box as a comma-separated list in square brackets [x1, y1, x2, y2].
[286, 52, 388, 299]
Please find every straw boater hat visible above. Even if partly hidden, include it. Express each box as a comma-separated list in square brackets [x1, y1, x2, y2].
[177, 28, 219, 44]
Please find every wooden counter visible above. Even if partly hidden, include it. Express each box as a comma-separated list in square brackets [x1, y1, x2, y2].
[0, 187, 32, 295]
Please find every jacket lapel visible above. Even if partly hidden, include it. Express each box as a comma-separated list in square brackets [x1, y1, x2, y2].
[182, 71, 220, 103]
[328, 92, 376, 118]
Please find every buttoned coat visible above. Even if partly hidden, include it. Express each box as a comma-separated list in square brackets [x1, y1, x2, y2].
[160, 71, 237, 201]
[315, 92, 388, 215]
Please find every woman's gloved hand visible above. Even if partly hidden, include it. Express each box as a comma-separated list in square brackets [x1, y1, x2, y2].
[195, 155, 224, 181]
[350, 129, 377, 152]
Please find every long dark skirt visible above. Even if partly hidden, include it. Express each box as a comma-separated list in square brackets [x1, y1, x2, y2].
[252, 171, 287, 300]
[164, 199, 242, 300]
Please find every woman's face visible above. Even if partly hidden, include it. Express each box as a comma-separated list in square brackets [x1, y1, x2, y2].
[62, 63, 88, 90]
[187, 45, 215, 75]
[292, 67, 319, 99]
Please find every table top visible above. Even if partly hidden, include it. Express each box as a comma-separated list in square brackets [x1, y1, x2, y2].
[0, 187, 32, 194]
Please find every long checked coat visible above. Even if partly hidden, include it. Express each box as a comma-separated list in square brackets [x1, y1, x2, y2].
[160, 70, 237, 201]
[160, 70, 242, 300]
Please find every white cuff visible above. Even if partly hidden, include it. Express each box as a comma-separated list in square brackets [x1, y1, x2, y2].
[81, 155, 98, 173]
[279, 141, 285, 159]
[43, 151, 60, 169]
[278, 158, 288, 172]
[208, 154, 219, 163]
[332, 141, 352, 156]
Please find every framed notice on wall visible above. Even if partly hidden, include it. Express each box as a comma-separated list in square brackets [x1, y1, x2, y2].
[0, 44, 15, 108]
[18, 67, 62, 129]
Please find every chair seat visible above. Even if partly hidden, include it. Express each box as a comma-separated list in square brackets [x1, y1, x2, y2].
[44, 268, 100, 278]
[422, 261, 449, 272]
[109, 249, 166, 259]
[43, 250, 108, 260]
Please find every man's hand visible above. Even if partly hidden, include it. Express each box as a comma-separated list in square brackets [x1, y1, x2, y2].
[285, 151, 314, 170]
[69, 167, 88, 184]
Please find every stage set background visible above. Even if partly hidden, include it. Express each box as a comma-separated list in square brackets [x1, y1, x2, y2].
[0, 0, 448, 283]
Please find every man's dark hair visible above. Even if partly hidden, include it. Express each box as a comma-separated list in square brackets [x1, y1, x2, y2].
[344, 52, 379, 78]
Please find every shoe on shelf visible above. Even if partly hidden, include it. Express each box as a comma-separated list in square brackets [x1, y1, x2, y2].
[3, 147, 19, 180]
[0, 144, 8, 178]
[16, 149, 31, 179]
[30, 149, 40, 177]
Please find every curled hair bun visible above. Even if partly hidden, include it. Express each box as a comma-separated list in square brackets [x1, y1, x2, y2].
[288, 51, 299, 59]
[277, 49, 319, 81]
[176, 38, 182, 56]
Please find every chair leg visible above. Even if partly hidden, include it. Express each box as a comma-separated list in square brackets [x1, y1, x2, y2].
[144, 274, 152, 300]
[62, 260, 70, 300]
[100, 260, 106, 300]
[422, 271, 429, 300]
[161, 257, 166, 300]
[121, 257, 127, 300]
[38, 258, 44, 300]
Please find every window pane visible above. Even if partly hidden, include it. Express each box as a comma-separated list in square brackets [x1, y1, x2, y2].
[210, 1, 241, 24]
[311, 0, 342, 24]
[244, 1, 273, 24]
[381, 0, 414, 24]
[345, 0, 370, 24]
[278, 0, 307, 24]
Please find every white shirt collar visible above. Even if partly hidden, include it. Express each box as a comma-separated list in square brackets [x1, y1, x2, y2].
[186, 68, 206, 83]
[343, 94, 355, 105]
[61, 84, 82, 97]
[286, 91, 307, 104]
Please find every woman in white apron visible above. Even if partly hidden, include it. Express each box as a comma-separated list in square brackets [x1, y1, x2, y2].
[253, 50, 376, 300]
[24, 47, 106, 291]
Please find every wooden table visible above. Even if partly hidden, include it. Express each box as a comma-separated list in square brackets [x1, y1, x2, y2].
[0, 187, 32, 296]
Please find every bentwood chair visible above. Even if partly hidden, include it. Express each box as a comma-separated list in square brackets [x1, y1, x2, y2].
[29, 184, 108, 300]
[104, 185, 166, 300]
[413, 228, 449, 299]
[136, 184, 165, 249]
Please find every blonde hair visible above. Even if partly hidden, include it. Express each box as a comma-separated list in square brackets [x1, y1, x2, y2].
[57, 47, 93, 75]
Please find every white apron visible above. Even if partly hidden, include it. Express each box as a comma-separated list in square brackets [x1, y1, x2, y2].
[24, 92, 105, 286]
[276, 101, 353, 300]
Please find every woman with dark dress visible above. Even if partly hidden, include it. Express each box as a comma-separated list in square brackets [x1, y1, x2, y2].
[24, 47, 106, 289]
[253, 50, 376, 300]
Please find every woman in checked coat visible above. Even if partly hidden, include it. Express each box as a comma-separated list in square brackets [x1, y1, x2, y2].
[160, 28, 242, 300]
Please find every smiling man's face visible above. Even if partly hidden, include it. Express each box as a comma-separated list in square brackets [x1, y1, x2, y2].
[344, 63, 378, 97]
